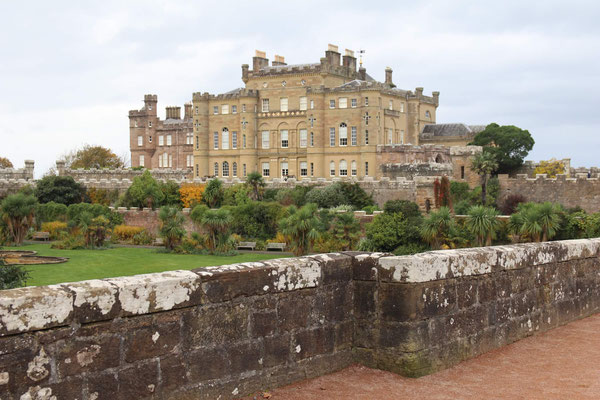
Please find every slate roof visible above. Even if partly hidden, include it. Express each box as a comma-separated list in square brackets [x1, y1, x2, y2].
[421, 123, 486, 137]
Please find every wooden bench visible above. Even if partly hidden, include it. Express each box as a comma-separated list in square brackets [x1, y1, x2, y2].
[153, 237, 164, 246]
[237, 241, 257, 251]
[266, 242, 286, 251]
[32, 232, 50, 241]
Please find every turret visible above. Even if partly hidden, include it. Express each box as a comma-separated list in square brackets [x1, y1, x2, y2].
[144, 94, 158, 115]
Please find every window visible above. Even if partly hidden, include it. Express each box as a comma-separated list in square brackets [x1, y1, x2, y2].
[223, 161, 229, 177]
[364, 97, 369, 106]
[232, 131, 237, 149]
[195, 106, 199, 115]
[310, 100, 315, 109]
[139, 155, 145, 167]
[388, 129, 393, 144]
[195, 164, 199, 177]
[214, 162, 219, 176]
[310, 162, 314, 176]
[351, 160, 357, 176]
[149, 104, 152, 110]
[262, 162, 270, 177]
[159, 153, 163, 167]
[222, 105, 229, 114]
[400, 103, 404, 113]
[330, 161, 335, 176]
[213, 106, 218, 115]
[299, 97, 307, 111]
[169, 154, 172, 168]
[329, 99, 335, 109]
[187, 155, 193, 167]
[339, 123, 348, 146]
[365, 130, 369, 145]
[148, 121, 152, 127]
[425, 110, 431, 119]
[280, 98, 288, 112]
[134, 120, 138, 128]
[310, 132, 314, 147]
[365, 112, 369, 126]
[222, 129, 229, 150]
[329, 128, 335, 146]
[365, 162, 369, 176]
[167, 135, 172, 146]
[351, 126, 357, 146]
[149, 135, 152, 143]
[159, 136, 164, 146]
[137, 136, 143, 146]
[351, 98, 357, 108]
[389, 100, 393, 110]
[281, 162, 288, 177]
[339, 160, 347, 176]
[300, 161, 307, 177]
[213, 132, 219, 149]
[243, 134, 246, 148]
[299, 129, 307, 148]
[195, 135, 199, 150]
[281, 130, 288, 148]
[232, 105, 237, 114]
[339, 98, 348, 109]
[186, 132, 193, 145]
[242, 104, 246, 113]
[400, 130, 405, 144]
[233, 162, 237, 177]
[461, 166, 465, 179]
[262, 99, 269, 112]
[262, 131, 270, 149]
[243, 164, 247, 177]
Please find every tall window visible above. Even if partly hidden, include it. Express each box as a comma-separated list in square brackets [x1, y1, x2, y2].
[310, 162, 314, 176]
[159, 136, 164, 146]
[186, 132, 193, 145]
[281, 162, 288, 177]
[134, 120, 138, 127]
[214, 162, 219, 176]
[169, 154, 172, 168]
[196, 164, 199, 177]
[139, 155, 145, 167]
[167, 135, 172, 146]
[243, 164, 247, 177]
[339, 123, 348, 146]
[232, 105, 237, 114]
[351, 160, 357, 176]
[351, 126, 357, 146]
[195, 135, 199, 150]
[310, 100, 314, 109]
[365, 162, 369, 176]
[329, 99, 335, 109]
[339, 98, 348, 109]
[223, 161, 229, 177]
[148, 121, 152, 127]
[425, 110, 431, 119]
[262, 99, 269, 112]
[329, 128, 335, 146]
[232, 131, 237, 149]
[195, 106, 199, 115]
[388, 129, 393, 144]
[330, 161, 335, 176]
[310, 132, 314, 147]
[364, 97, 369, 106]
[243, 134, 246, 148]
[365, 130, 369, 145]
[213, 106, 218, 115]
[280, 130, 288, 148]
[280, 98, 288, 112]
[400, 130, 405, 144]
[187, 155, 193, 167]
[213, 132, 218, 149]
[222, 128, 229, 150]
[389, 100, 393, 110]
[351, 98, 357, 108]
[300, 161, 307, 177]
[262, 131, 270, 149]
[339, 160, 347, 176]
[137, 136, 143, 146]
[299, 97, 307, 111]
[222, 105, 229, 114]
[242, 104, 246, 113]
[262, 162, 270, 177]
[400, 103, 405, 112]
[231, 162, 237, 177]
[299, 129, 307, 148]
[149, 135, 152, 143]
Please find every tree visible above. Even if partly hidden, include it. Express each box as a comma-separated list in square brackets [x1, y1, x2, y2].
[469, 123, 535, 174]
[246, 172, 265, 201]
[0, 157, 13, 169]
[511, 202, 562, 242]
[77, 213, 110, 248]
[158, 206, 186, 250]
[159, 180, 182, 207]
[126, 170, 164, 209]
[202, 179, 224, 208]
[466, 206, 500, 246]
[35, 176, 86, 205]
[305, 184, 346, 209]
[331, 212, 361, 251]
[279, 203, 321, 256]
[534, 159, 566, 178]
[384, 200, 421, 218]
[471, 152, 499, 205]
[198, 208, 232, 251]
[70, 145, 125, 169]
[420, 206, 454, 250]
[1, 193, 38, 245]
[363, 211, 422, 253]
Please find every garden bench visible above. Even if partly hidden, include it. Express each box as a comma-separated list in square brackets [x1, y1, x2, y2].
[237, 241, 257, 251]
[32, 232, 50, 241]
[153, 237, 164, 246]
[266, 242, 286, 251]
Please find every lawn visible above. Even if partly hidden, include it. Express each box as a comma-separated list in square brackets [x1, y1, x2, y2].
[9, 243, 291, 287]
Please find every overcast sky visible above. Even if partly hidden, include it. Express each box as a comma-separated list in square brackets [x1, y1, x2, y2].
[1, 0, 599, 177]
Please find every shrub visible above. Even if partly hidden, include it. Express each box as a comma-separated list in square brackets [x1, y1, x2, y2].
[383, 200, 421, 218]
[159, 206, 186, 250]
[1, 193, 38, 245]
[51, 232, 86, 250]
[113, 225, 145, 241]
[393, 243, 429, 256]
[66, 203, 122, 229]
[133, 230, 154, 245]
[305, 184, 345, 209]
[275, 186, 313, 207]
[202, 179, 224, 208]
[453, 200, 472, 215]
[159, 180, 182, 207]
[179, 183, 205, 208]
[266, 232, 287, 244]
[87, 187, 119, 206]
[365, 212, 422, 252]
[0, 258, 30, 289]
[534, 159, 565, 178]
[35, 175, 86, 205]
[124, 170, 164, 209]
[499, 194, 526, 215]
[337, 182, 374, 209]
[223, 184, 252, 206]
[363, 205, 380, 215]
[41, 221, 68, 240]
[35, 202, 68, 228]
[228, 201, 284, 240]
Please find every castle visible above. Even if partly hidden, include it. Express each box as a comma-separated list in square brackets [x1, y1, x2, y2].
[129, 45, 481, 181]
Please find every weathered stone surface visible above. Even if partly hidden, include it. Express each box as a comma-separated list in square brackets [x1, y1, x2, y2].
[117, 360, 159, 400]
[56, 336, 120, 377]
[185, 303, 249, 347]
[64, 279, 119, 323]
[124, 322, 180, 362]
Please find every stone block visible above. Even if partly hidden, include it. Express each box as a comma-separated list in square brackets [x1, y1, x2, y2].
[87, 372, 119, 400]
[185, 303, 249, 348]
[188, 347, 228, 382]
[228, 341, 262, 374]
[124, 322, 180, 362]
[250, 310, 278, 338]
[309, 253, 352, 285]
[379, 321, 429, 352]
[117, 360, 159, 400]
[196, 263, 275, 303]
[160, 354, 189, 391]
[380, 283, 420, 321]
[263, 334, 291, 368]
[354, 281, 376, 318]
[277, 290, 314, 332]
[64, 279, 120, 324]
[56, 336, 120, 378]
[293, 326, 334, 360]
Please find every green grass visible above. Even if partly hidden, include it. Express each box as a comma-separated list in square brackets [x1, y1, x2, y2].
[9, 243, 291, 287]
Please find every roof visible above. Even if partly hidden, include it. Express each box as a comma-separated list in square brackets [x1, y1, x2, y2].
[259, 63, 320, 73]
[223, 87, 244, 95]
[421, 123, 486, 137]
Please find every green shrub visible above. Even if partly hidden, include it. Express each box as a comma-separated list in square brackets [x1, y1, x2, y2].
[133, 230, 155, 245]
[0, 258, 30, 289]
[35, 202, 68, 228]
[393, 243, 429, 256]
[364, 212, 422, 252]
[113, 225, 145, 241]
[51, 232, 86, 250]
[383, 200, 421, 218]
[35, 175, 86, 205]
[363, 205, 380, 215]
[41, 221, 68, 240]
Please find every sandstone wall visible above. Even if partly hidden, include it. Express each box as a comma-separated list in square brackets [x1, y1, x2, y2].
[0, 161, 35, 198]
[498, 174, 600, 213]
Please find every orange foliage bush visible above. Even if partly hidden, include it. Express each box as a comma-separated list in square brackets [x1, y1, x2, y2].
[113, 225, 145, 241]
[41, 221, 68, 240]
[179, 184, 205, 208]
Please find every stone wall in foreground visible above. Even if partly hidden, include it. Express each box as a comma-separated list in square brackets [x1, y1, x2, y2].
[1, 239, 599, 399]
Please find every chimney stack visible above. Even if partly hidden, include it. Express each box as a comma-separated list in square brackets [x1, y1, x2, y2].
[166, 106, 181, 119]
[415, 87, 424, 98]
[343, 49, 357, 72]
[272, 55, 286, 66]
[184, 103, 193, 119]
[252, 50, 269, 71]
[385, 67, 393, 85]
[325, 44, 341, 66]
[358, 66, 367, 81]
[432, 91, 440, 105]
[241, 64, 249, 83]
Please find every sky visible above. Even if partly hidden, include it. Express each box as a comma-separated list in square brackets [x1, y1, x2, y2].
[1, 0, 599, 178]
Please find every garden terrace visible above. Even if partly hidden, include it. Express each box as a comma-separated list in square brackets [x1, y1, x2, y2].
[1, 238, 600, 399]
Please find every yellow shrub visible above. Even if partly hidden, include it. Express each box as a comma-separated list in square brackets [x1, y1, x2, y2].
[267, 232, 288, 244]
[179, 184, 205, 208]
[113, 225, 145, 241]
[41, 221, 68, 240]
[534, 159, 565, 178]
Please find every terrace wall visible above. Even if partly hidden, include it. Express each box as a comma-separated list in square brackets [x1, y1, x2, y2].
[1, 239, 599, 399]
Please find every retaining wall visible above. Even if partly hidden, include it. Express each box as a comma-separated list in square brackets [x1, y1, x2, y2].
[1, 239, 599, 399]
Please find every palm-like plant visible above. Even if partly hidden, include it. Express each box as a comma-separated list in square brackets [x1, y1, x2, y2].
[1, 193, 37, 245]
[279, 204, 321, 256]
[202, 179, 224, 208]
[471, 152, 499, 205]
[536, 202, 562, 242]
[201, 209, 232, 251]
[158, 206, 186, 250]
[466, 205, 500, 246]
[246, 172, 265, 201]
[510, 202, 562, 242]
[420, 206, 454, 250]
[332, 212, 361, 251]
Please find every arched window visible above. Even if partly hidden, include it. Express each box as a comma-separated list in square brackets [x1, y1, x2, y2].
[351, 160, 357, 176]
[214, 162, 219, 177]
[435, 154, 443, 163]
[339, 160, 348, 176]
[232, 162, 237, 177]
[339, 123, 348, 146]
[330, 161, 336, 176]
[223, 161, 230, 177]
[222, 128, 229, 149]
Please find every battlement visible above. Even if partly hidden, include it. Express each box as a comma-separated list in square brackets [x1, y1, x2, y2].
[0, 160, 34, 180]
